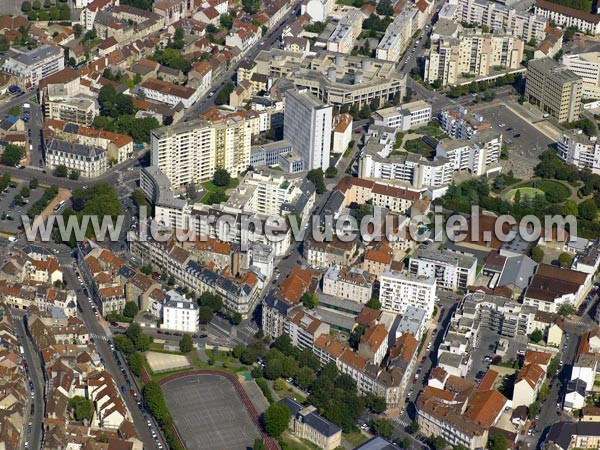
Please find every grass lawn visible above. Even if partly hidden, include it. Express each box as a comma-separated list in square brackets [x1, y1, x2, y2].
[513, 180, 571, 201]
[200, 178, 238, 205]
[505, 187, 545, 203]
[279, 432, 321, 450]
[415, 125, 446, 139]
[336, 0, 356, 5]
[404, 138, 434, 158]
[273, 384, 306, 404]
[343, 430, 368, 446]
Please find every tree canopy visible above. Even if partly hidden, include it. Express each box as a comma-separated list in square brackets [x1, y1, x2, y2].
[263, 403, 291, 437]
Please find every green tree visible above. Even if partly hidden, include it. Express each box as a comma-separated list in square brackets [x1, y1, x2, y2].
[558, 252, 573, 268]
[365, 393, 387, 413]
[371, 418, 394, 439]
[579, 198, 598, 220]
[531, 246, 544, 263]
[558, 304, 576, 317]
[406, 421, 419, 434]
[32, 0, 41, 9]
[253, 438, 266, 450]
[431, 436, 447, 450]
[349, 325, 366, 350]
[68, 396, 93, 422]
[301, 292, 318, 309]
[199, 306, 214, 323]
[272, 334, 294, 355]
[198, 292, 223, 312]
[563, 199, 578, 216]
[98, 84, 117, 117]
[264, 358, 283, 380]
[29, 178, 38, 189]
[128, 351, 145, 376]
[528, 400, 541, 419]
[22, 1, 32, 11]
[306, 168, 326, 194]
[365, 297, 381, 309]
[123, 301, 139, 318]
[116, 94, 134, 115]
[1, 144, 25, 166]
[325, 166, 338, 178]
[538, 382, 550, 402]
[487, 435, 507, 450]
[68, 169, 80, 180]
[212, 168, 231, 187]
[375, 0, 393, 15]
[73, 23, 83, 37]
[547, 357, 560, 378]
[295, 366, 316, 390]
[53, 164, 69, 177]
[114, 334, 135, 354]
[529, 328, 543, 343]
[264, 403, 291, 437]
[179, 334, 194, 353]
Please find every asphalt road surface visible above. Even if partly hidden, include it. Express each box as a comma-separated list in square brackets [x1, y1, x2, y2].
[61, 262, 166, 449]
[14, 315, 45, 450]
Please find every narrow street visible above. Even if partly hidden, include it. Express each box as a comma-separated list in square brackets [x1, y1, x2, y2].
[14, 315, 45, 450]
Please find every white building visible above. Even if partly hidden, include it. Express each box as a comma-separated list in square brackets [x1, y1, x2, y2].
[436, 130, 502, 176]
[379, 270, 437, 317]
[162, 291, 200, 333]
[371, 101, 432, 131]
[534, 0, 600, 36]
[455, 0, 548, 42]
[45, 139, 108, 178]
[558, 129, 600, 174]
[562, 52, 600, 100]
[409, 247, 478, 291]
[1, 45, 65, 88]
[332, 114, 353, 154]
[327, 22, 354, 54]
[139, 79, 200, 109]
[284, 89, 333, 170]
[302, 0, 334, 22]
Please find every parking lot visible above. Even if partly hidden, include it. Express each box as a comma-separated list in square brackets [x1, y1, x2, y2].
[468, 328, 527, 380]
[162, 374, 261, 450]
[473, 102, 554, 179]
[0, 181, 46, 234]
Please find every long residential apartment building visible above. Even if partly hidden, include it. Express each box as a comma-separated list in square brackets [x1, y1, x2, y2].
[151, 116, 251, 189]
[453, 0, 548, 42]
[424, 28, 524, 86]
[534, 0, 600, 35]
[558, 129, 600, 174]
[371, 101, 432, 132]
[1, 45, 64, 88]
[524, 57, 582, 123]
[561, 52, 600, 100]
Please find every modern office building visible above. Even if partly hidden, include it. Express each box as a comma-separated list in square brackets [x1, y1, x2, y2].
[409, 247, 478, 291]
[371, 101, 432, 131]
[284, 89, 333, 170]
[525, 57, 583, 123]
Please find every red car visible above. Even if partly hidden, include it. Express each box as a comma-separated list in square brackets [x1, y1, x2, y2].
[130, 389, 137, 398]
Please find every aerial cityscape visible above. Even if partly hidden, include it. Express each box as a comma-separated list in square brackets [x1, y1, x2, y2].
[0, 0, 600, 448]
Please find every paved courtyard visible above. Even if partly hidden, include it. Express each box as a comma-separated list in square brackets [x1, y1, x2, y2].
[162, 374, 261, 450]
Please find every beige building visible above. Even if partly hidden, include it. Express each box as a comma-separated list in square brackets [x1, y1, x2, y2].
[151, 116, 251, 189]
[525, 57, 582, 123]
[512, 363, 546, 408]
[322, 266, 372, 303]
[424, 29, 524, 86]
[279, 398, 342, 450]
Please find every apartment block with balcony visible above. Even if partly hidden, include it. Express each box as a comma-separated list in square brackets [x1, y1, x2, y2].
[562, 52, 600, 99]
[558, 129, 600, 174]
[409, 247, 477, 291]
[322, 266, 373, 304]
[379, 269, 437, 317]
[1, 45, 64, 88]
